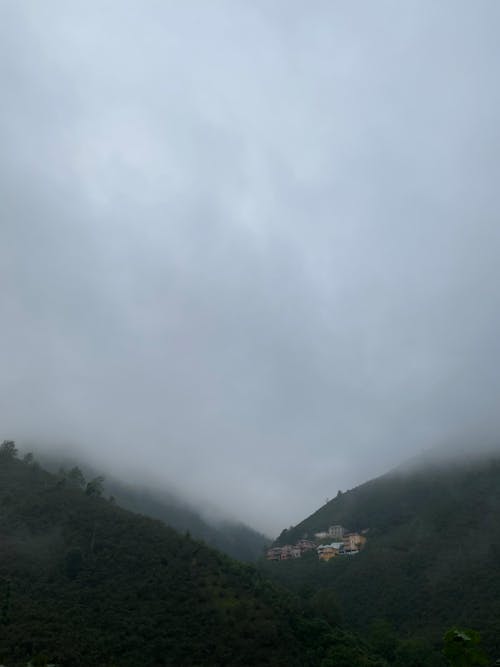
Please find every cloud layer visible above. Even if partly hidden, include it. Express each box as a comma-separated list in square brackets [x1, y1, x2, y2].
[1, 1, 500, 532]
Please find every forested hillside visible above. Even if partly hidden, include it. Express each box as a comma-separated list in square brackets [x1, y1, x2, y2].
[263, 453, 500, 659]
[101, 478, 270, 562]
[0, 444, 382, 667]
[38, 453, 270, 562]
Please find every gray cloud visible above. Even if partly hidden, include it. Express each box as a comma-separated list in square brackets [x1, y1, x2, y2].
[1, 1, 500, 533]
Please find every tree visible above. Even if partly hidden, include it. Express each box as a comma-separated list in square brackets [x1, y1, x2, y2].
[65, 547, 84, 580]
[443, 628, 489, 667]
[368, 619, 397, 663]
[85, 475, 105, 497]
[1, 579, 11, 626]
[394, 638, 442, 667]
[310, 588, 342, 628]
[0, 440, 18, 459]
[67, 466, 86, 488]
[23, 452, 34, 465]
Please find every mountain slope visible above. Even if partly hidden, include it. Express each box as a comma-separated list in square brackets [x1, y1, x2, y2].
[39, 452, 270, 562]
[263, 453, 500, 655]
[101, 477, 270, 562]
[0, 449, 381, 667]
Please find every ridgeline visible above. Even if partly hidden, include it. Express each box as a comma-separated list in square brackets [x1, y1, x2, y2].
[0, 443, 381, 667]
[261, 452, 500, 660]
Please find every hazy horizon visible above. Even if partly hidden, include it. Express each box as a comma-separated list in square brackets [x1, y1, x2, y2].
[2, 1, 500, 534]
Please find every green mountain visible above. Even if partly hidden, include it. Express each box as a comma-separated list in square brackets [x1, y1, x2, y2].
[0, 444, 382, 667]
[37, 452, 270, 562]
[86, 475, 270, 563]
[261, 452, 500, 659]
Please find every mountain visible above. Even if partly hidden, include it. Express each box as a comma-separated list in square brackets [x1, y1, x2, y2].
[261, 451, 500, 659]
[37, 451, 270, 562]
[0, 445, 382, 667]
[93, 477, 270, 562]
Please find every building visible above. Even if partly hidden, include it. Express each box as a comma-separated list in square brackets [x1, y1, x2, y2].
[318, 546, 337, 561]
[280, 545, 294, 560]
[314, 531, 329, 539]
[297, 539, 316, 553]
[343, 532, 366, 552]
[266, 546, 283, 561]
[328, 525, 345, 539]
[317, 542, 343, 561]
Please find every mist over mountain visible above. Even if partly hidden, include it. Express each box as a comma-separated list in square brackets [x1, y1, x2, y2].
[2, 1, 500, 534]
[1, 2, 500, 663]
[0, 449, 386, 666]
[263, 450, 500, 658]
[32, 447, 270, 562]
[395, 435, 500, 472]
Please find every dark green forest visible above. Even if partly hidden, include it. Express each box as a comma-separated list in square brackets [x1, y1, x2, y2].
[93, 480, 271, 563]
[40, 452, 270, 563]
[261, 454, 500, 662]
[0, 444, 384, 667]
[1, 442, 497, 666]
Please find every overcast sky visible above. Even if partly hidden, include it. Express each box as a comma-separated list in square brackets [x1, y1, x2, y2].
[1, 1, 500, 534]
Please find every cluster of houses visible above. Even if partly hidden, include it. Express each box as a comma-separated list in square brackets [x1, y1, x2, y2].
[266, 525, 367, 562]
[266, 539, 317, 561]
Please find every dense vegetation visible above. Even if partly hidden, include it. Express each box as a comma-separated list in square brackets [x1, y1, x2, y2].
[39, 453, 270, 562]
[102, 478, 270, 562]
[262, 454, 500, 662]
[0, 444, 383, 666]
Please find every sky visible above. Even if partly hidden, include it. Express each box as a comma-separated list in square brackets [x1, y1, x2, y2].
[1, 1, 500, 534]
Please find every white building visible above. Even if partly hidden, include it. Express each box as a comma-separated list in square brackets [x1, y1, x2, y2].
[328, 525, 344, 539]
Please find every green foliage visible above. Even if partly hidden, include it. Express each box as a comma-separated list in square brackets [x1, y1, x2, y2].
[85, 475, 105, 497]
[320, 628, 388, 666]
[264, 455, 500, 657]
[1, 579, 11, 626]
[106, 480, 271, 562]
[393, 637, 444, 667]
[0, 440, 18, 459]
[0, 454, 380, 666]
[67, 466, 86, 488]
[368, 619, 398, 662]
[42, 455, 270, 562]
[64, 547, 83, 579]
[28, 654, 54, 667]
[442, 628, 489, 667]
[309, 588, 343, 628]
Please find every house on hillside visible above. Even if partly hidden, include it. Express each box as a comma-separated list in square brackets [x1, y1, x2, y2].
[317, 542, 344, 561]
[266, 546, 283, 561]
[297, 539, 316, 553]
[279, 544, 302, 560]
[343, 532, 366, 552]
[328, 525, 345, 539]
[280, 545, 293, 560]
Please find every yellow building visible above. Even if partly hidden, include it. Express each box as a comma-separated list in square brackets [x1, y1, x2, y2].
[343, 532, 366, 552]
[317, 543, 342, 561]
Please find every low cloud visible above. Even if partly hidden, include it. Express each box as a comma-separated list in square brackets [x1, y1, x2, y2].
[1, 1, 500, 533]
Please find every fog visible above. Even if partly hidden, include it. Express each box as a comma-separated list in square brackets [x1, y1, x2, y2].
[1, 1, 500, 534]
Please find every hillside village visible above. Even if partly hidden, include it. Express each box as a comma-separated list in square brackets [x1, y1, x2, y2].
[267, 525, 367, 562]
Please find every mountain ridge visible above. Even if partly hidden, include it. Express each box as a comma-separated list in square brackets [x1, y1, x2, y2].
[29, 449, 270, 562]
[263, 449, 500, 657]
[0, 445, 383, 666]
